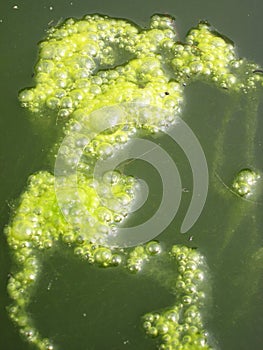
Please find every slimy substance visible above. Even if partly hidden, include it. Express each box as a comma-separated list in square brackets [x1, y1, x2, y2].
[6, 14, 263, 350]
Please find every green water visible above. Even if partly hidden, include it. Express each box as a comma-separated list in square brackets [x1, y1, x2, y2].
[1, 0, 263, 349]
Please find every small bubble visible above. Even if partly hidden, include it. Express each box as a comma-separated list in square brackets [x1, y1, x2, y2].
[61, 97, 73, 109]
[58, 108, 71, 118]
[156, 322, 169, 334]
[111, 254, 122, 265]
[182, 295, 192, 305]
[102, 170, 120, 185]
[97, 143, 113, 159]
[143, 313, 155, 323]
[46, 97, 60, 110]
[146, 241, 161, 255]
[147, 326, 158, 337]
[19, 90, 34, 103]
[232, 168, 261, 198]
[128, 263, 141, 273]
[182, 335, 192, 344]
[94, 247, 112, 265]
[143, 321, 152, 330]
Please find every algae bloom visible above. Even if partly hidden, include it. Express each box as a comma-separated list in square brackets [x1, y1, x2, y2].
[5, 14, 263, 350]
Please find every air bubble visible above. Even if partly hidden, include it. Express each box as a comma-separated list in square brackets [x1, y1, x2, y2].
[95, 207, 113, 223]
[97, 143, 114, 159]
[19, 90, 34, 104]
[147, 326, 158, 337]
[111, 254, 122, 265]
[146, 241, 161, 255]
[232, 168, 261, 197]
[103, 170, 121, 185]
[94, 247, 112, 265]
[61, 97, 73, 109]
[58, 109, 71, 118]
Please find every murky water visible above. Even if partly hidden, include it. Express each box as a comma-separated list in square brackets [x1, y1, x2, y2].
[0, 1, 263, 349]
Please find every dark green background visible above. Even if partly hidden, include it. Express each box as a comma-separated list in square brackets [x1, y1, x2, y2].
[0, 1, 263, 349]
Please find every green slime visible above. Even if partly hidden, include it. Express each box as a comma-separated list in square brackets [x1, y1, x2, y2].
[5, 14, 263, 350]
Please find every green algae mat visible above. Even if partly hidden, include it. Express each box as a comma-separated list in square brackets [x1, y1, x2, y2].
[1, 1, 263, 349]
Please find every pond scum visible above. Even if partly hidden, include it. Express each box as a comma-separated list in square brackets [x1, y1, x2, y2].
[5, 14, 263, 349]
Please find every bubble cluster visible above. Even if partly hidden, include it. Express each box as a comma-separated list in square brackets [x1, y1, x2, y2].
[7, 266, 54, 350]
[5, 167, 164, 347]
[19, 13, 262, 124]
[19, 14, 184, 124]
[6, 169, 140, 251]
[6, 12, 263, 350]
[232, 168, 261, 198]
[127, 241, 162, 273]
[143, 245, 212, 349]
[165, 22, 261, 90]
